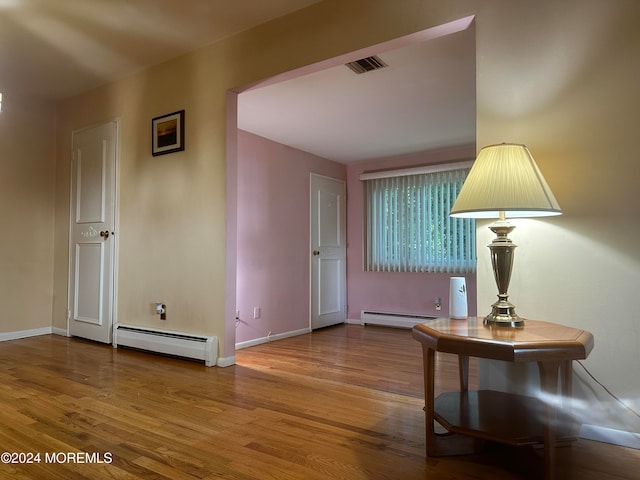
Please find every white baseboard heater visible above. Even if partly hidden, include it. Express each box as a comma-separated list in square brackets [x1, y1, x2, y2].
[113, 324, 217, 366]
[361, 311, 437, 329]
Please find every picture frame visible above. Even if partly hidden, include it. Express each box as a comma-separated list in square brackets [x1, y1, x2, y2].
[152, 110, 185, 156]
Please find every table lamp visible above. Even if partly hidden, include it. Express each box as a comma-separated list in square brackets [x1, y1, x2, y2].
[450, 143, 562, 327]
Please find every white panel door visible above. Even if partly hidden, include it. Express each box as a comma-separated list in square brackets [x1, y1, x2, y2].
[311, 174, 346, 330]
[69, 122, 117, 343]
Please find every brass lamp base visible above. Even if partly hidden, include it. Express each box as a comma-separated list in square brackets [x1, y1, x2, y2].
[484, 300, 524, 327]
[484, 216, 525, 328]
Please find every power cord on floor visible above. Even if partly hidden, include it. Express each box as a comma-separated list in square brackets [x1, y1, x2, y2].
[576, 360, 640, 421]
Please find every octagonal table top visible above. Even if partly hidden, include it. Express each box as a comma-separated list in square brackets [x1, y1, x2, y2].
[412, 317, 594, 362]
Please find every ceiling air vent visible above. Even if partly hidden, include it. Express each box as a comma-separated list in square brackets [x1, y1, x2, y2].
[345, 55, 388, 74]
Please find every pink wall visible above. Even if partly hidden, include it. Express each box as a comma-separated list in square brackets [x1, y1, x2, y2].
[237, 132, 478, 343]
[346, 145, 478, 320]
[236, 130, 346, 343]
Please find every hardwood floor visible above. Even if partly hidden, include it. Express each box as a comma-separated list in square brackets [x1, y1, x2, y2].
[0, 324, 638, 479]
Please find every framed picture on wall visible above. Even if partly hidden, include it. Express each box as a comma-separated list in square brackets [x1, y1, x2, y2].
[152, 110, 185, 156]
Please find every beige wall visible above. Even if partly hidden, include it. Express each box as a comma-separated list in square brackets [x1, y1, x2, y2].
[53, 53, 229, 342]
[472, 0, 640, 433]
[53, 0, 467, 358]
[50, 0, 639, 432]
[0, 92, 56, 334]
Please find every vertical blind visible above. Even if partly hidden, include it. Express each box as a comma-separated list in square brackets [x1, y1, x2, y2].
[364, 168, 476, 273]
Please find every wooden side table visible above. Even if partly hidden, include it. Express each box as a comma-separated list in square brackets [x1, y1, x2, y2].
[412, 317, 594, 479]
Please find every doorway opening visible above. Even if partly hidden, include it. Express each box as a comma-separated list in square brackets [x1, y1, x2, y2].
[226, 16, 476, 355]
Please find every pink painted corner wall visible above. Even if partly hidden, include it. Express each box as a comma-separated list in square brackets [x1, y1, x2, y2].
[236, 130, 346, 343]
[346, 145, 478, 320]
[237, 131, 478, 342]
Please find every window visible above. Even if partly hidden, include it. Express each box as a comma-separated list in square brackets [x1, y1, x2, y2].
[363, 166, 476, 273]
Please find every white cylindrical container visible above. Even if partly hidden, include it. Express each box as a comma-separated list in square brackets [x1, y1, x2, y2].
[449, 277, 468, 319]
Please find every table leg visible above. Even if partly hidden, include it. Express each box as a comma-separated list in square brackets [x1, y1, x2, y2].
[458, 354, 469, 393]
[423, 346, 437, 456]
[538, 360, 561, 480]
[422, 347, 475, 457]
[558, 360, 577, 439]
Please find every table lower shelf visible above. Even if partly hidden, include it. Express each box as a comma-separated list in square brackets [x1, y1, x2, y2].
[434, 390, 578, 447]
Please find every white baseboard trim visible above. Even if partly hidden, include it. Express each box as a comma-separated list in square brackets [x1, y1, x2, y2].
[52, 327, 69, 336]
[580, 424, 640, 450]
[216, 355, 236, 367]
[346, 318, 363, 325]
[235, 327, 311, 350]
[360, 310, 438, 329]
[0, 326, 53, 342]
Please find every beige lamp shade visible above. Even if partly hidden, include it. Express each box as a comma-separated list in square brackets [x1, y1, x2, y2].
[450, 143, 562, 219]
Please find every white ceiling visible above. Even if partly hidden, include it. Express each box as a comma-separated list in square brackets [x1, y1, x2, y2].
[238, 26, 476, 163]
[0, 0, 322, 100]
[1, 1, 476, 163]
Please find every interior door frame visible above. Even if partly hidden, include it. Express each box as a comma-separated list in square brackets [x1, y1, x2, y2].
[66, 119, 120, 342]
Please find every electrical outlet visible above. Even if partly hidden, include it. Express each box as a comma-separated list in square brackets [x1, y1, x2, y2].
[253, 307, 261, 319]
[435, 297, 442, 311]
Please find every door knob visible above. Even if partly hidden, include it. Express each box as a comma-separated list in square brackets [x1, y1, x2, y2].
[100, 230, 110, 239]
[312, 250, 320, 256]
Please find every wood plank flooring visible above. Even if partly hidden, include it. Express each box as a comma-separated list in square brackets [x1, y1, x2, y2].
[0, 324, 638, 479]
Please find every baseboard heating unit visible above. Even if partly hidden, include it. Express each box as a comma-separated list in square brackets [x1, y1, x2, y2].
[113, 324, 217, 366]
[360, 311, 437, 329]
